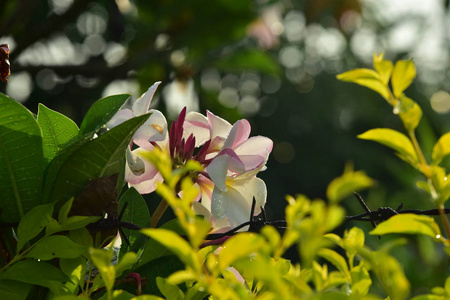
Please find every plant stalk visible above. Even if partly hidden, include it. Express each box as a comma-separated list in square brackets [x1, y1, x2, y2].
[150, 198, 169, 228]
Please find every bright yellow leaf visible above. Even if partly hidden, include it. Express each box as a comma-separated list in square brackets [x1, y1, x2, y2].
[391, 60, 416, 98]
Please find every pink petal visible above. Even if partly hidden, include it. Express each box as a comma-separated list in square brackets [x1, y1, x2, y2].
[233, 136, 273, 170]
[127, 172, 164, 194]
[132, 82, 161, 116]
[223, 119, 251, 149]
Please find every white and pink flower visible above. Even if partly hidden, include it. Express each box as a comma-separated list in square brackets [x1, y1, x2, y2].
[108, 82, 273, 230]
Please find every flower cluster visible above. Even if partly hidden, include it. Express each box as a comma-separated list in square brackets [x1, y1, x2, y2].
[108, 82, 273, 230]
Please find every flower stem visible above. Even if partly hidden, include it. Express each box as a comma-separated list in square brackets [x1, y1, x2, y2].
[408, 129, 427, 168]
[150, 198, 169, 228]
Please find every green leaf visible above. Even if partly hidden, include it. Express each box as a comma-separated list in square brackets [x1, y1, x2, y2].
[17, 203, 54, 251]
[317, 248, 350, 281]
[119, 187, 150, 256]
[0, 260, 67, 292]
[370, 214, 441, 238]
[25, 235, 87, 260]
[58, 197, 74, 223]
[373, 52, 393, 85]
[214, 49, 281, 75]
[43, 114, 149, 204]
[89, 247, 116, 293]
[432, 132, 450, 165]
[0, 280, 31, 300]
[336, 69, 390, 100]
[134, 255, 184, 296]
[37, 104, 79, 165]
[79, 94, 130, 137]
[395, 95, 422, 131]
[156, 277, 184, 300]
[218, 233, 266, 271]
[350, 265, 371, 296]
[115, 252, 138, 278]
[60, 256, 87, 292]
[391, 60, 416, 98]
[358, 128, 418, 165]
[326, 165, 374, 204]
[141, 228, 198, 270]
[46, 215, 101, 236]
[134, 219, 185, 269]
[0, 93, 43, 223]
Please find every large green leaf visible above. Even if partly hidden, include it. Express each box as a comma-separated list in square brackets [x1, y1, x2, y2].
[37, 104, 79, 166]
[0, 280, 31, 300]
[118, 188, 150, 256]
[0, 260, 67, 293]
[0, 93, 43, 222]
[79, 94, 130, 137]
[42, 114, 149, 204]
[25, 235, 87, 260]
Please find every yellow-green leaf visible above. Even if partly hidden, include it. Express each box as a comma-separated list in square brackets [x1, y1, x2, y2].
[337, 69, 390, 100]
[350, 265, 371, 296]
[317, 248, 350, 281]
[358, 128, 418, 165]
[141, 228, 198, 270]
[218, 233, 266, 271]
[370, 214, 441, 238]
[373, 52, 393, 85]
[391, 60, 416, 98]
[396, 96, 422, 131]
[326, 165, 374, 204]
[432, 132, 450, 165]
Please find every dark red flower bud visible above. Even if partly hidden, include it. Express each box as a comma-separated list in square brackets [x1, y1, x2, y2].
[0, 44, 10, 82]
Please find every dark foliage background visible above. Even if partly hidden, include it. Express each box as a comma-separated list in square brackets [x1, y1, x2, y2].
[1, 0, 450, 294]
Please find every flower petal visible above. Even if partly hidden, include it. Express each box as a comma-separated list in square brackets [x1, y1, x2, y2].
[206, 155, 230, 192]
[133, 109, 168, 142]
[132, 82, 161, 116]
[211, 176, 267, 228]
[233, 136, 273, 170]
[184, 112, 210, 146]
[207, 110, 232, 140]
[107, 109, 133, 129]
[223, 119, 251, 149]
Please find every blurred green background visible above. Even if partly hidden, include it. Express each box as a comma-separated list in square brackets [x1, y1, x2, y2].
[1, 0, 450, 294]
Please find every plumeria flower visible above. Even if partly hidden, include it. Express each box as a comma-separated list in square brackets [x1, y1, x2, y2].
[182, 111, 273, 228]
[109, 82, 273, 231]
